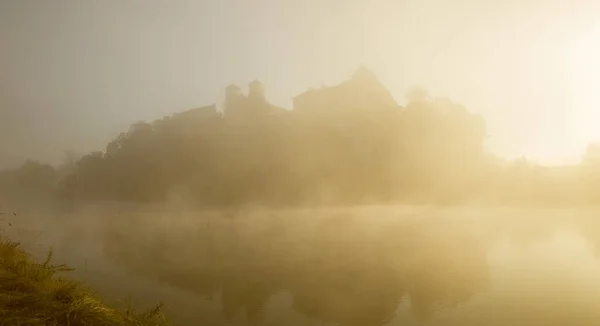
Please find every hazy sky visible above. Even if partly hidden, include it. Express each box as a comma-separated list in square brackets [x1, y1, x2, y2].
[2, 0, 600, 168]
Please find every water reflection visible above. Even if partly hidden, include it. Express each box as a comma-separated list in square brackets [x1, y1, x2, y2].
[575, 217, 600, 259]
[102, 213, 490, 325]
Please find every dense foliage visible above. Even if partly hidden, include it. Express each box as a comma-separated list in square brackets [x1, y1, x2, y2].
[2, 69, 597, 207]
[59, 83, 485, 205]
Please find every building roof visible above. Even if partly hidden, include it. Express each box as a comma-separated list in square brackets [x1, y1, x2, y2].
[293, 66, 400, 110]
[172, 105, 218, 120]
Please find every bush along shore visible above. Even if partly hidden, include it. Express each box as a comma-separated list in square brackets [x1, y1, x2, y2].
[0, 236, 171, 326]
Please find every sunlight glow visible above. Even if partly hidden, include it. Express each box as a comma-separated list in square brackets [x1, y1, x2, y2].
[570, 26, 600, 144]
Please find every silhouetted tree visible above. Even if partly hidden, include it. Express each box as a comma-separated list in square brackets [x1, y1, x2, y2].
[0, 160, 57, 203]
[51, 68, 489, 206]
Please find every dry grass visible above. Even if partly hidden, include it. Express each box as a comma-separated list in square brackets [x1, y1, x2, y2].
[0, 236, 171, 326]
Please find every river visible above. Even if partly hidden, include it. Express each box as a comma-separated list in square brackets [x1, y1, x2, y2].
[4, 205, 600, 326]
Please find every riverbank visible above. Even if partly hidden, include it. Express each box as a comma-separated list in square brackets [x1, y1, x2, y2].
[0, 236, 170, 326]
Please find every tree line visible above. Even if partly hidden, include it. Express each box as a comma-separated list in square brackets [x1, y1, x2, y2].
[2, 71, 598, 207]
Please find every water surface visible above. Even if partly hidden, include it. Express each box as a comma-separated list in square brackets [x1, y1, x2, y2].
[6, 206, 600, 326]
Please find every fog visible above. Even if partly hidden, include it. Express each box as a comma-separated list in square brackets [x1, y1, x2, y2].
[4, 205, 600, 326]
[3, 0, 600, 166]
[4, 1, 600, 325]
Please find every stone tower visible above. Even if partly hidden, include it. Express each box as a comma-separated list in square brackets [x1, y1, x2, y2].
[225, 84, 244, 114]
[248, 80, 265, 101]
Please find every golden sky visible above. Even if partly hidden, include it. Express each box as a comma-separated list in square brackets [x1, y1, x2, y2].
[1, 0, 600, 166]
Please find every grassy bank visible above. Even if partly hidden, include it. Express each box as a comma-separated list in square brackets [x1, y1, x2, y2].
[0, 236, 171, 326]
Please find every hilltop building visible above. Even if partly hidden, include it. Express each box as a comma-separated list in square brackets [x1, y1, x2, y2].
[224, 81, 286, 118]
[172, 104, 220, 121]
[292, 66, 401, 116]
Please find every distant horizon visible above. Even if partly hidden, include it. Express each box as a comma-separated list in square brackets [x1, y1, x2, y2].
[0, 70, 590, 169]
[3, 0, 600, 167]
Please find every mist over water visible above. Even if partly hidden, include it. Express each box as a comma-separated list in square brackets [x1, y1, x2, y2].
[2, 61, 600, 326]
[5, 2, 600, 325]
[4, 205, 600, 326]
